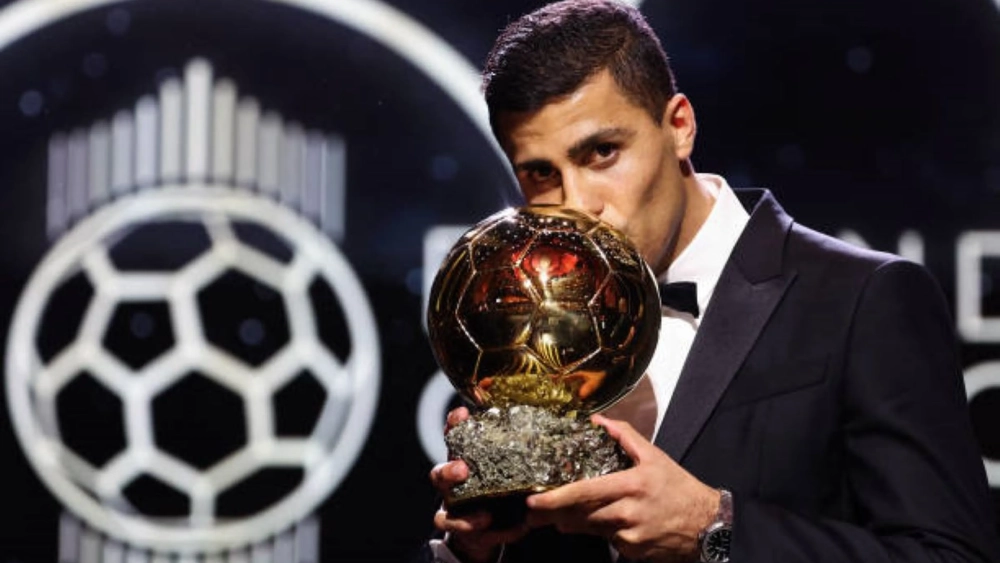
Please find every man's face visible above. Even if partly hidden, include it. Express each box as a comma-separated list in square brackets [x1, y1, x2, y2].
[497, 69, 694, 275]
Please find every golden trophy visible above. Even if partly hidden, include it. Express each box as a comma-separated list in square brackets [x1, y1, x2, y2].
[427, 205, 660, 523]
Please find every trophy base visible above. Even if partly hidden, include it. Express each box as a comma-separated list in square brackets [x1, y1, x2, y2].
[444, 405, 630, 527]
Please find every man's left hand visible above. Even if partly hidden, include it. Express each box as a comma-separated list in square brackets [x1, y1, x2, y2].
[525, 415, 721, 563]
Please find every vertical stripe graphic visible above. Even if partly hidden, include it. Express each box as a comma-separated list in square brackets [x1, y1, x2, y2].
[47, 133, 68, 239]
[184, 59, 212, 181]
[257, 111, 282, 198]
[111, 110, 135, 196]
[46, 58, 346, 242]
[134, 96, 159, 188]
[212, 79, 237, 182]
[158, 77, 183, 183]
[87, 121, 110, 207]
[234, 98, 260, 187]
[67, 128, 89, 222]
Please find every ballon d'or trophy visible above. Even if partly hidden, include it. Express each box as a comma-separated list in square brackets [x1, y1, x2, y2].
[427, 205, 660, 524]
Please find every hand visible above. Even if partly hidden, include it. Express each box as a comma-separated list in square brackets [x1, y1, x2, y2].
[525, 414, 720, 563]
[430, 406, 530, 563]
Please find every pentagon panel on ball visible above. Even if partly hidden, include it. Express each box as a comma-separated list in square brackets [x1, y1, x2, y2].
[426, 205, 661, 514]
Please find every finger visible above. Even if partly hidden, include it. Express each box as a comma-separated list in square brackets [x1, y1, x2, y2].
[437, 507, 531, 545]
[445, 406, 471, 431]
[526, 471, 633, 510]
[434, 507, 492, 534]
[592, 414, 655, 463]
[583, 498, 633, 529]
[526, 506, 620, 538]
[429, 460, 469, 490]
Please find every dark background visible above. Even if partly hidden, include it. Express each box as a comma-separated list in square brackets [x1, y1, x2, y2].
[0, 0, 997, 561]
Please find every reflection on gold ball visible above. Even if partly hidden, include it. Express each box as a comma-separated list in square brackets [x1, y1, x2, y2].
[427, 205, 660, 414]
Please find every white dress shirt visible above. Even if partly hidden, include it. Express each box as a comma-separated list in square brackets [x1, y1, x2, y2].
[431, 174, 749, 563]
[644, 174, 749, 438]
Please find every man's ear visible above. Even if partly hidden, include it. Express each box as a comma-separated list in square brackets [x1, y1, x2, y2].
[661, 93, 696, 160]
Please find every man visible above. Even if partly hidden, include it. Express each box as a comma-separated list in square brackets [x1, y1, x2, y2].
[421, 1, 1000, 562]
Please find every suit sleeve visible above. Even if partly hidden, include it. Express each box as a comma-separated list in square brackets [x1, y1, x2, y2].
[731, 260, 1000, 563]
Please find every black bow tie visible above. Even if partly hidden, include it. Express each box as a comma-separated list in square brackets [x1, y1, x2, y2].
[659, 281, 700, 318]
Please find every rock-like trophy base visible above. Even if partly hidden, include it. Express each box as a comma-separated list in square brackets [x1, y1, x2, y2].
[445, 405, 631, 527]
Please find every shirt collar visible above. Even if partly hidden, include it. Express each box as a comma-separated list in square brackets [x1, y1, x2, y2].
[661, 174, 749, 317]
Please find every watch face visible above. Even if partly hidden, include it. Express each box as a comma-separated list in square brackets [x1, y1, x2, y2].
[703, 527, 732, 562]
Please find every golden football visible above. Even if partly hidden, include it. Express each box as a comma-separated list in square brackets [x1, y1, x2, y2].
[427, 205, 660, 415]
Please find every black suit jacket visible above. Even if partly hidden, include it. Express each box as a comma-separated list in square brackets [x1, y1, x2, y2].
[421, 189, 1000, 563]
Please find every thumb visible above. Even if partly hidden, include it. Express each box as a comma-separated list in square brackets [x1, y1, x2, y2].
[592, 413, 652, 463]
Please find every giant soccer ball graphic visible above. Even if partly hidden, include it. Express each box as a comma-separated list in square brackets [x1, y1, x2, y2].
[5, 187, 380, 553]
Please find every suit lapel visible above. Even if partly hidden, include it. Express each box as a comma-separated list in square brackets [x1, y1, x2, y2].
[654, 189, 795, 461]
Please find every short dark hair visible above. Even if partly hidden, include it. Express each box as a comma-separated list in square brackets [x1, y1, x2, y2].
[483, 0, 677, 137]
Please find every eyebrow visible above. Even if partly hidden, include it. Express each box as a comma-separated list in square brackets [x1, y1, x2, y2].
[566, 127, 634, 161]
[512, 127, 636, 174]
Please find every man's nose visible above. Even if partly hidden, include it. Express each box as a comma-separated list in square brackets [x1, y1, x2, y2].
[561, 174, 604, 217]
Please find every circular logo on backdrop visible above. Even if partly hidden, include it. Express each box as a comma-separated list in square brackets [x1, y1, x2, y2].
[7, 186, 379, 551]
[0, 0, 510, 556]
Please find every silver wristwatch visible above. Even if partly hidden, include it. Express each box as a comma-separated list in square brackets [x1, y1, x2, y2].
[697, 489, 733, 563]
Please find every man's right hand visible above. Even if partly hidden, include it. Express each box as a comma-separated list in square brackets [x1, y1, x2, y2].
[430, 406, 531, 563]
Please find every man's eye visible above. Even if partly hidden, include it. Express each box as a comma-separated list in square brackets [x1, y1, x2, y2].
[594, 143, 618, 159]
[530, 165, 556, 182]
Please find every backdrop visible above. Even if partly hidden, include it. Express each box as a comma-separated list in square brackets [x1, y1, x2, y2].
[0, 0, 997, 561]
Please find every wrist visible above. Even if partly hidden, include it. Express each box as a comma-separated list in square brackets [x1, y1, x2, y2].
[698, 488, 722, 531]
[680, 487, 721, 561]
[695, 489, 733, 563]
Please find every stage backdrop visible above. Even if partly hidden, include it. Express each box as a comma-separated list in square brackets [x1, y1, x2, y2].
[0, 0, 996, 561]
